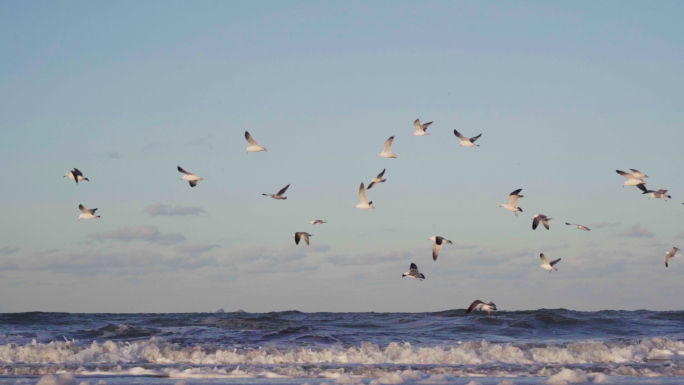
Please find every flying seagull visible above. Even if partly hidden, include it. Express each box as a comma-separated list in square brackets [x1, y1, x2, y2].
[412, 119, 433, 136]
[539, 253, 561, 273]
[177, 166, 204, 187]
[466, 300, 497, 315]
[78, 204, 100, 220]
[244, 131, 267, 153]
[377, 136, 397, 158]
[355, 182, 374, 209]
[665, 247, 681, 268]
[429, 236, 452, 261]
[532, 214, 553, 230]
[500, 189, 524, 216]
[402, 263, 425, 280]
[263, 184, 290, 200]
[637, 185, 672, 201]
[367, 169, 386, 189]
[453, 129, 482, 147]
[310, 220, 327, 225]
[294, 232, 312, 246]
[565, 223, 591, 231]
[616, 170, 646, 187]
[64, 168, 89, 184]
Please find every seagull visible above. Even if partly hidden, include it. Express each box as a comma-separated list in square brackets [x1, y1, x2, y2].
[377, 136, 397, 158]
[263, 184, 290, 200]
[355, 182, 374, 209]
[616, 170, 646, 187]
[500, 189, 524, 216]
[565, 223, 591, 231]
[177, 166, 204, 187]
[412, 119, 433, 136]
[539, 253, 561, 273]
[367, 169, 386, 189]
[63, 168, 89, 184]
[453, 129, 482, 147]
[310, 220, 327, 225]
[78, 204, 100, 220]
[429, 236, 452, 261]
[665, 247, 681, 268]
[533, 214, 553, 230]
[294, 232, 312, 245]
[402, 263, 425, 280]
[244, 131, 267, 153]
[637, 185, 672, 201]
[466, 300, 497, 315]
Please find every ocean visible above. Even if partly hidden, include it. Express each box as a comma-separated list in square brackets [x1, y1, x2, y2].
[1, 310, 683, 384]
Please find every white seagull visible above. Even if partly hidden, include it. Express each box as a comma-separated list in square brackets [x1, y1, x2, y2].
[78, 204, 100, 220]
[263, 184, 290, 200]
[565, 223, 591, 231]
[429, 236, 452, 261]
[453, 129, 482, 147]
[377, 136, 397, 158]
[355, 182, 374, 209]
[412, 119, 433, 136]
[637, 185, 672, 201]
[533, 214, 553, 230]
[616, 170, 646, 187]
[402, 263, 425, 280]
[310, 220, 327, 225]
[177, 166, 204, 187]
[294, 232, 312, 246]
[665, 247, 681, 268]
[500, 189, 524, 216]
[244, 131, 267, 153]
[539, 253, 561, 273]
[367, 169, 386, 189]
[466, 300, 497, 315]
[64, 168, 89, 184]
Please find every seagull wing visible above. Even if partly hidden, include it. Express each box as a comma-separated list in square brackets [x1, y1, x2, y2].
[245, 131, 259, 146]
[178, 166, 191, 175]
[508, 189, 523, 206]
[630, 169, 646, 178]
[466, 300, 484, 315]
[377, 168, 386, 178]
[616, 170, 635, 179]
[73, 168, 83, 177]
[453, 129, 467, 140]
[189, 180, 198, 187]
[78, 204, 89, 213]
[542, 218, 551, 230]
[421, 121, 433, 130]
[367, 181, 376, 189]
[432, 243, 442, 261]
[277, 184, 290, 196]
[303, 233, 310, 245]
[409, 263, 419, 271]
[636, 184, 648, 193]
[550, 258, 561, 266]
[294, 232, 302, 245]
[469, 133, 482, 143]
[359, 183, 369, 204]
[532, 216, 542, 230]
[383, 136, 394, 152]
[540, 253, 549, 264]
[414, 119, 424, 132]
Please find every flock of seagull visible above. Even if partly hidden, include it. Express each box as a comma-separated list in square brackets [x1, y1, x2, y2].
[64, 120, 681, 316]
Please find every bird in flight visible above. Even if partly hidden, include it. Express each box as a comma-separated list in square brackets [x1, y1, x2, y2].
[539, 253, 561, 272]
[500, 189, 524, 216]
[377, 136, 397, 158]
[64, 168, 89, 184]
[294, 232, 312, 245]
[244, 131, 267, 153]
[412, 119, 433, 136]
[466, 300, 497, 315]
[355, 182, 374, 209]
[665, 247, 681, 268]
[177, 166, 204, 187]
[429, 236, 452, 261]
[78, 204, 100, 220]
[367, 169, 386, 190]
[533, 214, 553, 230]
[402, 263, 426, 280]
[453, 129, 482, 147]
[263, 184, 290, 200]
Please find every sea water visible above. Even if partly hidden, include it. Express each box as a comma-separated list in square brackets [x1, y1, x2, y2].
[1, 310, 683, 384]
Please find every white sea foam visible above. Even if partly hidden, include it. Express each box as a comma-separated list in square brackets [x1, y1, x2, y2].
[546, 368, 588, 383]
[37, 373, 76, 385]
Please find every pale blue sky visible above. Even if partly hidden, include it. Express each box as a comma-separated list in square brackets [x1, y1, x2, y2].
[1, 1, 683, 312]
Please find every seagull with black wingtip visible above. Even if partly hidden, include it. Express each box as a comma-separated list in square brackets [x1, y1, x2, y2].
[539, 253, 561, 273]
[500, 189, 524, 216]
[355, 183, 374, 209]
[402, 263, 425, 280]
[294, 232, 312, 246]
[412, 119, 433, 136]
[637, 184, 672, 201]
[466, 300, 497, 315]
[616, 169, 646, 188]
[377, 136, 397, 158]
[453, 129, 482, 147]
[665, 247, 681, 268]
[429, 236, 452, 261]
[367, 169, 386, 190]
[177, 166, 204, 187]
[565, 223, 591, 231]
[244, 131, 267, 153]
[532, 214, 552, 230]
[64, 168, 89, 184]
[78, 204, 100, 220]
[263, 184, 290, 200]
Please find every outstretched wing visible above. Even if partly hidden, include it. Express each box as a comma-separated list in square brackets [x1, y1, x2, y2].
[78, 204, 89, 213]
[432, 243, 441, 261]
[358, 183, 369, 204]
[453, 129, 467, 140]
[294, 232, 302, 245]
[540, 253, 549, 264]
[178, 166, 190, 174]
[409, 263, 418, 270]
[73, 168, 83, 177]
[550, 258, 561, 266]
[636, 184, 648, 193]
[466, 300, 484, 315]
[277, 184, 290, 196]
[532, 216, 542, 230]
[542, 218, 551, 230]
[508, 189, 523, 206]
[189, 180, 197, 187]
[616, 170, 635, 179]
[377, 168, 386, 178]
[245, 131, 259, 145]
[383, 136, 394, 152]
[469, 133, 482, 143]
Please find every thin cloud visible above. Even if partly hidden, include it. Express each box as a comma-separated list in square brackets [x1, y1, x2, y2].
[611, 224, 654, 239]
[144, 203, 208, 217]
[106, 151, 124, 159]
[589, 222, 621, 229]
[89, 226, 186, 245]
[175, 243, 220, 255]
[0, 247, 20, 255]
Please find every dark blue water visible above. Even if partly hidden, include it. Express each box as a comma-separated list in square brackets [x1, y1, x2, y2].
[1, 310, 684, 384]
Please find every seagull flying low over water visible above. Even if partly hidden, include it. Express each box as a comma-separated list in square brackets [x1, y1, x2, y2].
[402, 263, 425, 280]
[310, 220, 327, 225]
[665, 247, 681, 268]
[244, 131, 267, 153]
[355, 182, 374, 209]
[78, 204, 100, 220]
[637, 185, 672, 201]
[64, 168, 89, 184]
[565, 223, 591, 231]
[533, 214, 553, 230]
[177, 166, 204, 187]
[539, 253, 561, 272]
[466, 300, 497, 315]
[263, 184, 290, 200]
[500, 189, 524, 216]
[377, 136, 397, 158]
[429, 236, 452, 261]
[367, 169, 386, 189]
[412, 119, 433, 136]
[294, 232, 312, 245]
[453, 130, 482, 147]
[616, 170, 646, 187]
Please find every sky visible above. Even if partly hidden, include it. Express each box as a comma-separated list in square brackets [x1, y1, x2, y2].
[0, 1, 683, 313]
